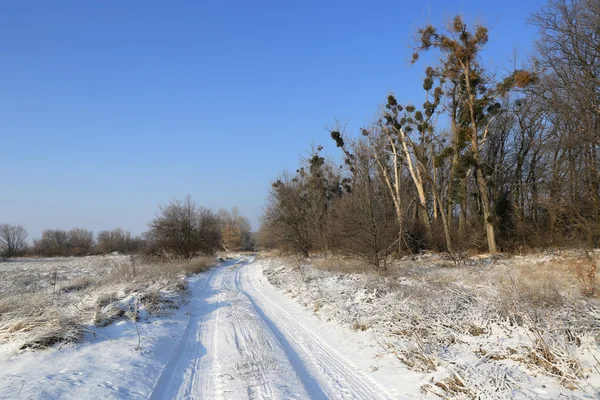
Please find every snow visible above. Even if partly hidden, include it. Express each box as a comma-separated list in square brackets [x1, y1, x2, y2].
[0, 269, 202, 398]
[260, 254, 600, 399]
[0, 254, 188, 352]
[0, 257, 417, 399]
[2, 253, 597, 399]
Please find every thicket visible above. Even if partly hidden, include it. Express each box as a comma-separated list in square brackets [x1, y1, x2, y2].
[260, 0, 600, 266]
[26, 228, 144, 257]
[2, 196, 254, 260]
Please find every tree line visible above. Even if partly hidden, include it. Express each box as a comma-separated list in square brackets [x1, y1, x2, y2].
[260, 0, 600, 266]
[0, 195, 254, 259]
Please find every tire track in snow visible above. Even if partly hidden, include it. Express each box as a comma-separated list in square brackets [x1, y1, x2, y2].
[233, 264, 329, 400]
[149, 266, 221, 400]
[221, 268, 276, 399]
[150, 257, 392, 399]
[236, 260, 394, 400]
[207, 261, 310, 399]
[150, 259, 310, 400]
[198, 267, 225, 399]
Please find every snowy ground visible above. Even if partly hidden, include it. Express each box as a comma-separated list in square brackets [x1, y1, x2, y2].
[0, 257, 415, 399]
[0, 255, 196, 351]
[261, 252, 600, 399]
[1, 253, 598, 399]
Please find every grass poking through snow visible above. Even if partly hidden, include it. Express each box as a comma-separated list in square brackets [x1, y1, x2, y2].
[263, 251, 600, 399]
[0, 255, 215, 351]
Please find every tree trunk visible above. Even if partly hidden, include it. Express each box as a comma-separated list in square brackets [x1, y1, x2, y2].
[465, 63, 498, 254]
[475, 166, 497, 253]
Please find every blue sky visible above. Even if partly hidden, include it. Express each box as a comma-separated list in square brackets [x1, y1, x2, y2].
[1, 0, 546, 239]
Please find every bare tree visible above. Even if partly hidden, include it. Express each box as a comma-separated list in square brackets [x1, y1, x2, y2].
[261, 148, 343, 257]
[531, 0, 600, 147]
[0, 224, 28, 257]
[530, 0, 600, 246]
[354, 123, 406, 253]
[34, 229, 69, 256]
[261, 174, 312, 257]
[147, 195, 221, 259]
[69, 228, 95, 256]
[331, 139, 398, 267]
[413, 16, 534, 253]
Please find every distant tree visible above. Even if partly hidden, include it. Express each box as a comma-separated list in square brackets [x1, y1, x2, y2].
[0, 224, 28, 257]
[147, 195, 221, 259]
[262, 174, 312, 257]
[97, 228, 137, 254]
[218, 207, 254, 251]
[68, 228, 95, 256]
[34, 229, 69, 256]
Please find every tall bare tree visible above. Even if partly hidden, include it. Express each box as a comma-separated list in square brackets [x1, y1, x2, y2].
[413, 16, 534, 253]
[530, 0, 600, 245]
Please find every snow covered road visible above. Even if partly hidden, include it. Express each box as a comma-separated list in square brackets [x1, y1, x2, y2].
[0, 256, 410, 399]
[150, 256, 394, 400]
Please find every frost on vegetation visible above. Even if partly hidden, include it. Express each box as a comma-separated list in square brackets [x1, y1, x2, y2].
[0, 255, 214, 351]
[262, 252, 600, 399]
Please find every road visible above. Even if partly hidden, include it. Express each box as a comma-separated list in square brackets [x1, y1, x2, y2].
[149, 257, 393, 400]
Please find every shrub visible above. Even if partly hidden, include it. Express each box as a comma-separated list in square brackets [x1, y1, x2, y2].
[97, 228, 144, 254]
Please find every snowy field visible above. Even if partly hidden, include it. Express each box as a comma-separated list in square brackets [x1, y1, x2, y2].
[0, 253, 598, 399]
[0, 254, 198, 399]
[0, 256, 412, 399]
[261, 252, 600, 399]
[0, 254, 202, 352]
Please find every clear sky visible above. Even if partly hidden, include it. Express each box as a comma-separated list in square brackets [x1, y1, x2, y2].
[1, 0, 546, 240]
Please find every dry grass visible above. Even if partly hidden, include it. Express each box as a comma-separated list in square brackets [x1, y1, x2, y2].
[180, 256, 214, 275]
[254, 249, 283, 260]
[263, 250, 600, 398]
[0, 254, 216, 350]
[311, 256, 376, 274]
